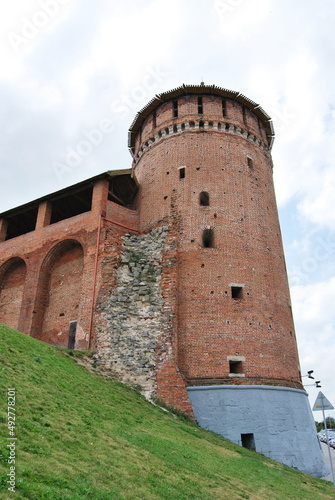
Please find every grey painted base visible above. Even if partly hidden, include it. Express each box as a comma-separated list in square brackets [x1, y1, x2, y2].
[187, 385, 328, 478]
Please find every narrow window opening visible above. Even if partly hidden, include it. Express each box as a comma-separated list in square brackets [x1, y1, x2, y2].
[241, 433, 255, 451]
[179, 167, 185, 179]
[173, 100, 178, 118]
[247, 157, 253, 168]
[199, 191, 209, 206]
[173, 125, 178, 133]
[181, 123, 185, 131]
[152, 109, 156, 128]
[229, 360, 243, 374]
[199, 120, 204, 128]
[198, 96, 203, 114]
[68, 321, 77, 350]
[222, 99, 227, 117]
[231, 286, 243, 299]
[202, 228, 214, 248]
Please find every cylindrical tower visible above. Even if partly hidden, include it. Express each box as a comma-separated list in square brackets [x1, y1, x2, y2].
[128, 84, 327, 477]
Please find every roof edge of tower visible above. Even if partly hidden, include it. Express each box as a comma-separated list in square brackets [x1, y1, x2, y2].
[128, 83, 275, 151]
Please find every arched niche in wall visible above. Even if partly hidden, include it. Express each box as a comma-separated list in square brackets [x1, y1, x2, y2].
[0, 257, 27, 331]
[32, 239, 84, 348]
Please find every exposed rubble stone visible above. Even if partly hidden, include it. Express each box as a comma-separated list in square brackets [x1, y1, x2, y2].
[95, 226, 168, 398]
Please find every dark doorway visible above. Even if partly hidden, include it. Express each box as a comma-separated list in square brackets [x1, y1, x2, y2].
[241, 433, 256, 451]
[68, 321, 77, 350]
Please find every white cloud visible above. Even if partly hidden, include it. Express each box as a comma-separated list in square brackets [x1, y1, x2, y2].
[298, 171, 335, 231]
[291, 278, 335, 418]
[72, 0, 181, 91]
[213, 0, 275, 38]
[1, 0, 75, 79]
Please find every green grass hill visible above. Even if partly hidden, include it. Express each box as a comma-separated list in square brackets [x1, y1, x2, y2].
[0, 325, 334, 499]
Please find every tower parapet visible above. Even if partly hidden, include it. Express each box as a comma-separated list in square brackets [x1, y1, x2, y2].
[129, 84, 274, 164]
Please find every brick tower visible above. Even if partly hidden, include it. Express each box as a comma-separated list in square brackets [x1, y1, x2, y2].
[128, 84, 327, 477]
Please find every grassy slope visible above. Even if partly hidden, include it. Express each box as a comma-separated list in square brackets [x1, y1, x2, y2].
[0, 325, 334, 500]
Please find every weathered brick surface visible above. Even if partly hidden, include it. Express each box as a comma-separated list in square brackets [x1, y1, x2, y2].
[0, 179, 140, 350]
[34, 242, 84, 347]
[105, 201, 139, 229]
[132, 91, 302, 409]
[0, 258, 26, 330]
[0, 87, 302, 416]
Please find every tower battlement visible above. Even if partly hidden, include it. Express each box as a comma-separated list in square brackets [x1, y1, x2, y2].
[129, 84, 274, 164]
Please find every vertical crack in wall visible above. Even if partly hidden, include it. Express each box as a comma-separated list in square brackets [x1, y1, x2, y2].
[95, 226, 168, 398]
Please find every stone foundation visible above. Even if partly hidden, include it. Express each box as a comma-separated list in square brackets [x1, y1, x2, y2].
[188, 384, 328, 477]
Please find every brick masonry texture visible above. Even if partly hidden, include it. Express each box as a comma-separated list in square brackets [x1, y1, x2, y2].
[0, 86, 301, 414]
[132, 92, 302, 398]
[0, 258, 26, 330]
[0, 85, 325, 476]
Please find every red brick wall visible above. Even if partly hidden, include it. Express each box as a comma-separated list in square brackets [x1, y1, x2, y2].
[105, 201, 139, 230]
[0, 178, 139, 350]
[154, 201, 194, 414]
[0, 258, 26, 330]
[0, 212, 98, 345]
[132, 92, 302, 405]
[137, 95, 270, 158]
[34, 241, 84, 348]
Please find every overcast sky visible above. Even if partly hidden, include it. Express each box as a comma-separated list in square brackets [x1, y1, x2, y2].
[1, 0, 334, 420]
